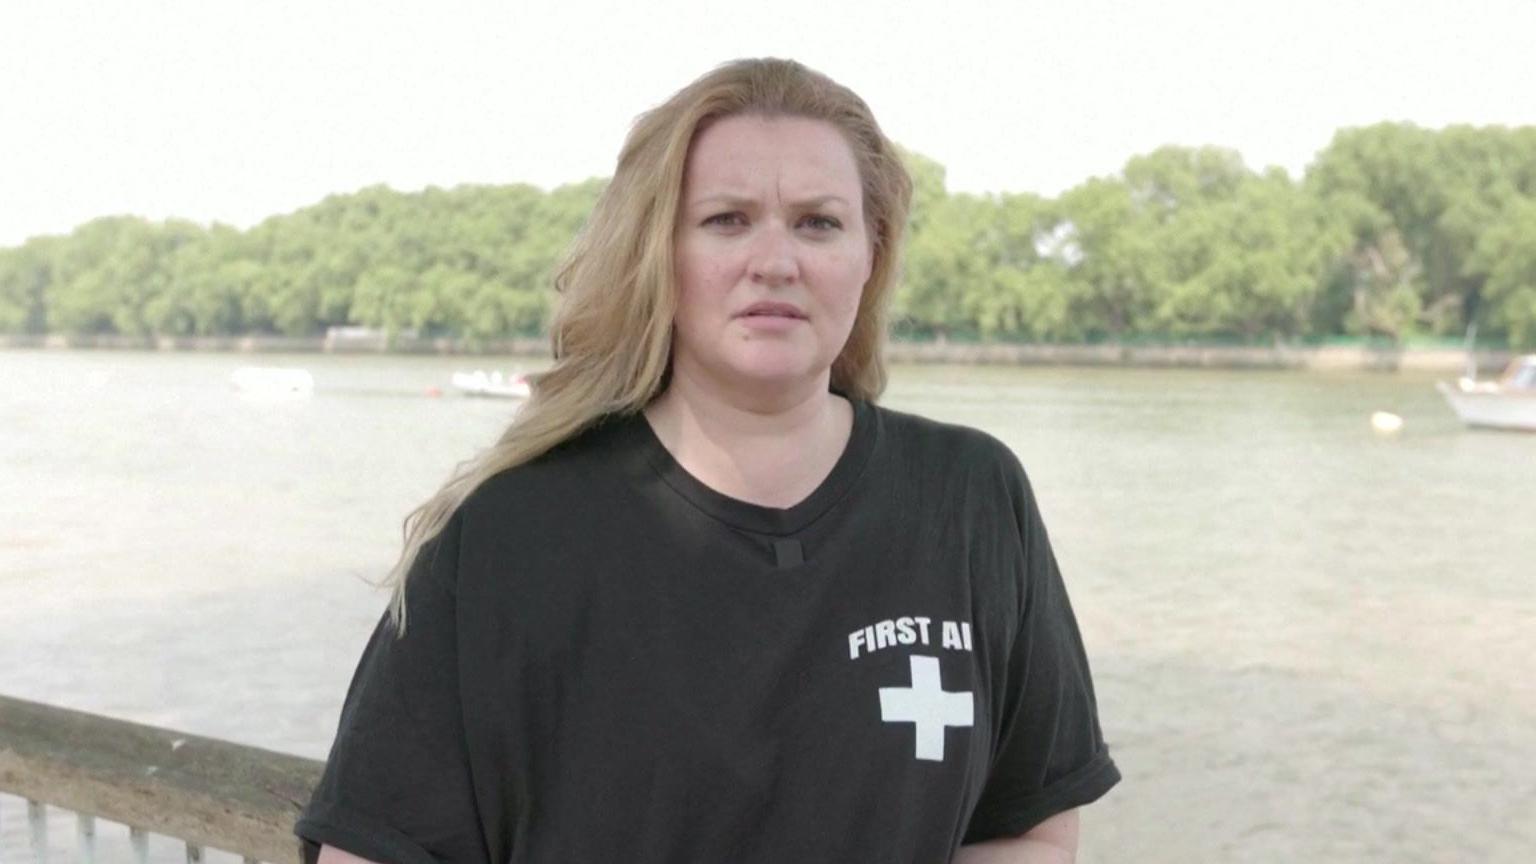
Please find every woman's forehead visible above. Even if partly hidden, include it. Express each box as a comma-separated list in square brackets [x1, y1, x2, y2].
[683, 115, 861, 200]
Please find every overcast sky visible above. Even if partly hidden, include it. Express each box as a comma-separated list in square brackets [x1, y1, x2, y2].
[3, 0, 1534, 247]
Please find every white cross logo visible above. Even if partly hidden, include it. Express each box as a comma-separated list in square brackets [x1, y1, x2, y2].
[879, 654, 974, 761]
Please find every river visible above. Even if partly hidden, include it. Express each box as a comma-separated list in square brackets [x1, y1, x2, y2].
[2, 349, 1533, 862]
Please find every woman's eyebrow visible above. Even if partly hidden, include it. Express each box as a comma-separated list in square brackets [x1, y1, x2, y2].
[688, 194, 851, 210]
[790, 195, 851, 209]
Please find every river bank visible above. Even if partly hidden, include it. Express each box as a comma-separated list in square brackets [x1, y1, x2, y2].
[0, 332, 1516, 374]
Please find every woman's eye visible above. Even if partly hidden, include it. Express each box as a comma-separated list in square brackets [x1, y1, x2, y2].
[700, 212, 840, 231]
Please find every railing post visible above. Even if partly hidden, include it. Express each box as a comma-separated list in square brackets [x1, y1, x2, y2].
[27, 800, 46, 864]
[75, 815, 95, 864]
[72, 811, 93, 860]
[129, 828, 149, 864]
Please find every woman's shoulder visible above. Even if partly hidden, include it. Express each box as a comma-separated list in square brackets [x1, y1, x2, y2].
[870, 401, 1026, 475]
[458, 413, 642, 520]
[866, 401, 1041, 520]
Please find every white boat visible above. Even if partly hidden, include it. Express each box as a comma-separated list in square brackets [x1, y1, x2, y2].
[1437, 354, 1536, 431]
[230, 365, 314, 396]
[451, 369, 532, 400]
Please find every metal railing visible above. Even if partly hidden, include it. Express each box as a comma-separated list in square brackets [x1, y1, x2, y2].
[0, 695, 321, 864]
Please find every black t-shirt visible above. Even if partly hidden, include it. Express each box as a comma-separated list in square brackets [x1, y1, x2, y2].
[295, 398, 1119, 864]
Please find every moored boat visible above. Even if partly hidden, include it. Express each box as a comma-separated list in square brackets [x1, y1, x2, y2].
[451, 369, 532, 399]
[1437, 355, 1536, 431]
[230, 365, 314, 396]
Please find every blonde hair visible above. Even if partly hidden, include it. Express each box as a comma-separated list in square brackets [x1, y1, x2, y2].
[383, 57, 913, 631]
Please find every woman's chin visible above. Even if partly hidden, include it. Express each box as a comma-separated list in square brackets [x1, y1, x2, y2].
[718, 351, 829, 391]
[694, 353, 823, 393]
[670, 342, 835, 396]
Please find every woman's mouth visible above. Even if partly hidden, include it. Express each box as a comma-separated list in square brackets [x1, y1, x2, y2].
[738, 302, 807, 320]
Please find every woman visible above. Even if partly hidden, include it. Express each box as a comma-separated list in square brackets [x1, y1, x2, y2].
[296, 58, 1118, 864]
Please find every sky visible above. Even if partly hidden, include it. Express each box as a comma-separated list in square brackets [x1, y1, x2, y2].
[2, 0, 1535, 248]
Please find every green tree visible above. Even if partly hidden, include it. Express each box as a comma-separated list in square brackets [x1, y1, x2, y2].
[0, 236, 58, 333]
[1055, 177, 1157, 339]
[1151, 171, 1346, 340]
[1466, 196, 1536, 348]
[10, 125, 1535, 348]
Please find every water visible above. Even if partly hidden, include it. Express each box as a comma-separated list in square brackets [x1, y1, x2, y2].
[2, 349, 1533, 862]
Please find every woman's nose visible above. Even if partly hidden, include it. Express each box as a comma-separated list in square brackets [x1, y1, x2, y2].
[748, 222, 798, 285]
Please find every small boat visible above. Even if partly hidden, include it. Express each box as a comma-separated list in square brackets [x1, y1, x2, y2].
[1437, 354, 1536, 431]
[451, 369, 532, 400]
[230, 365, 314, 396]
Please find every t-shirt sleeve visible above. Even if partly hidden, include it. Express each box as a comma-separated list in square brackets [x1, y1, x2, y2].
[294, 512, 490, 864]
[962, 458, 1120, 844]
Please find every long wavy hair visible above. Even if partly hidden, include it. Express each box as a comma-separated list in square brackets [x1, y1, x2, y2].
[383, 57, 913, 631]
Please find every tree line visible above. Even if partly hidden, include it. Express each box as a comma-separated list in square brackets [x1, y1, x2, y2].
[3, 122, 1534, 348]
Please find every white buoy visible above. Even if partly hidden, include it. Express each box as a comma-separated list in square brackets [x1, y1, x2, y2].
[1370, 411, 1404, 434]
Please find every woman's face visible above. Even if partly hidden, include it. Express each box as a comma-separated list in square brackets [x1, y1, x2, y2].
[671, 114, 873, 399]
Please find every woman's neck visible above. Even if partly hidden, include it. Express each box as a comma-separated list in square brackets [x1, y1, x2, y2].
[643, 375, 853, 510]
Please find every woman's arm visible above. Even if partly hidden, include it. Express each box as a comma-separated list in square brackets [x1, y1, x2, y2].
[316, 844, 387, 864]
[952, 809, 1079, 864]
